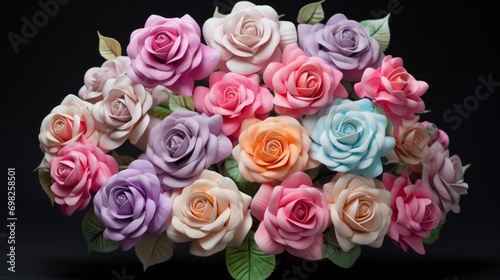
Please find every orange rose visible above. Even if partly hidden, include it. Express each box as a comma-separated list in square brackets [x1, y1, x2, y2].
[232, 116, 319, 183]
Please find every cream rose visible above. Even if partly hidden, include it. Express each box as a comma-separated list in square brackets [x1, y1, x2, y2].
[202, 1, 297, 75]
[166, 170, 253, 257]
[322, 172, 392, 252]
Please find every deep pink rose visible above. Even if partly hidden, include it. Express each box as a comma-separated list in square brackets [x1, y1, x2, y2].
[250, 172, 330, 260]
[193, 71, 273, 142]
[126, 14, 220, 97]
[263, 43, 348, 117]
[382, 172, 442, 254]
[420, 142, 469, 216]
[354, 55, 428, 128]
[49, 136, 119, 217]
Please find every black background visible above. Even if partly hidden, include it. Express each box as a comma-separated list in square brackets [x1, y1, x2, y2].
[2, 0, 500, 279]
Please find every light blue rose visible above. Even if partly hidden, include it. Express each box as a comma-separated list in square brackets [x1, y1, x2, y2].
[302, 98, 394, 178]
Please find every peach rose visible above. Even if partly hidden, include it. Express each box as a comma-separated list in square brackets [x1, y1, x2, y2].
[387, 121, 430, 174]
[166, 170, 253, 257]
[232, 116, 319, 183]
[323, 172, 392, 252]
[39, 94, 102, 165]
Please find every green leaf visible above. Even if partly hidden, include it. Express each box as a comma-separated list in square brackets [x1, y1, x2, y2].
[135, 232, 175, 271]
[224, 155, 261, 197]
[82, 208, 120, 253]
[342, 80, 358, 100]
[322, 229, 361, 268]
[423, 218, 446, 244]
[297, 0, 326, 24]
[167, 91, 194, 111]
[97, 31, 122, 60]
[110, 150, 135, 170]
[359, 13, 391, 52]
[148, 100, 173, 120]
[226, 231, 276, 280]
[36, 162, 55, 206]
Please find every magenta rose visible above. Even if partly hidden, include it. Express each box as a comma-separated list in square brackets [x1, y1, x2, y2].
[263, 43, 348, 117]
[250, 172, 330, 260]
[193, 71, 274, 142]
[142, 110, 232, 190]
[49, 136, 119, 217]
[420, 142, 469, 216]
[354, 55, 428, 128]
[126, 14, 220, 97]
[94, 159, 172, 251]
[382, 172, 442, 255]
[298, 13, 384, 82]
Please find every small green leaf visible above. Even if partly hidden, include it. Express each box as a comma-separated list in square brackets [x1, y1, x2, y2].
[135, 232, 175, 271]
[167, 91, 194, 111]
[224, 155, 261, 196]
[322, 229, 361, 268]
[423, 218, 446, 244]
[342, 80, 358, 100]
[148, 100, 173, 120]
[359, 13, 391, 52]
[226, 231, 276, 280]
[462, 163, 471, 175]
[111, 150, 135, 170]
[297, 0, 326, 24]
[36, 162, 55, 206]
[82, 208, 120, 253]
[97, 31, 122, 60]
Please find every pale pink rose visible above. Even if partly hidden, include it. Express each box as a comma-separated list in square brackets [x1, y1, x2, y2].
[420, 121, 449, 149]
[92, 75, 153, 150]
[354, 55, 428, 128]
[202, 1, 297, 75]
[49, 136, 119, 217]
[126, 14, 220, 97]
[420, 142, 469, 215]
[39, 94, 102, 165]
[193, 71, 274, 142]
[263, 43, 347, 117]
[78, 56, 131, 103]
[166, 170, 253, 257]
[386, 121, 430, 174]
[232, 116, 320, 184]
[323, 172, 392, 252]
[382, 172, 442, 255]
[250, 172, 330, 260]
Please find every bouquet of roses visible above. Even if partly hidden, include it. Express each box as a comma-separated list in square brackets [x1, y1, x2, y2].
[36, 1, 470, 279]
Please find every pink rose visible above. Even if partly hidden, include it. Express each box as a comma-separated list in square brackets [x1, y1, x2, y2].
[193, 71, 274, 142]
[420, 121, 449, 149]
[263, 43, 348, 117]
[92, 75, 153, 150]
[420, 142, 469, 216]
[382, 172, 442, 254]
[354, 55, 428, 128]
[250, 172, 330, 260]
[126, 14, 220, 97]
[78, 56, 131, 103]
[49, 136, 119, 217]
[39, 94, 102, 164]
[202, 1, 297, 75]
[322, 172, 392, 252]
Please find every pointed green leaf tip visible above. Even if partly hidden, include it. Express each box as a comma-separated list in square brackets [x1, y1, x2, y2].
[297, 0, 326, 24]
[135, 232, 175, 271]
[226, 231, 276, 280]
[82, 208, 120, 254]
[359, 13, 391, 52]
[36, 161, 55, 206]
[423, 218, 446, 244]
[224, 155, 261, 197]
[322, 229, 361, 268]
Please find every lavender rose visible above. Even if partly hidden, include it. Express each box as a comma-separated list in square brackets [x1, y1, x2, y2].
[142, 110, 232, 190]
[298, 13, 384, 82]
[93, 159, 172, 251]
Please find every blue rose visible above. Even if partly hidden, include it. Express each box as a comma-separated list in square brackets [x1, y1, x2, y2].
[302, 98, 394, 178]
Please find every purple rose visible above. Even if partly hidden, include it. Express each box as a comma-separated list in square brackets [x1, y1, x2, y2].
[143, 110, 232, 190]
[298, 13, 384, 82]
[93, 159, 172, 251]
[126, 14, 220, 97]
